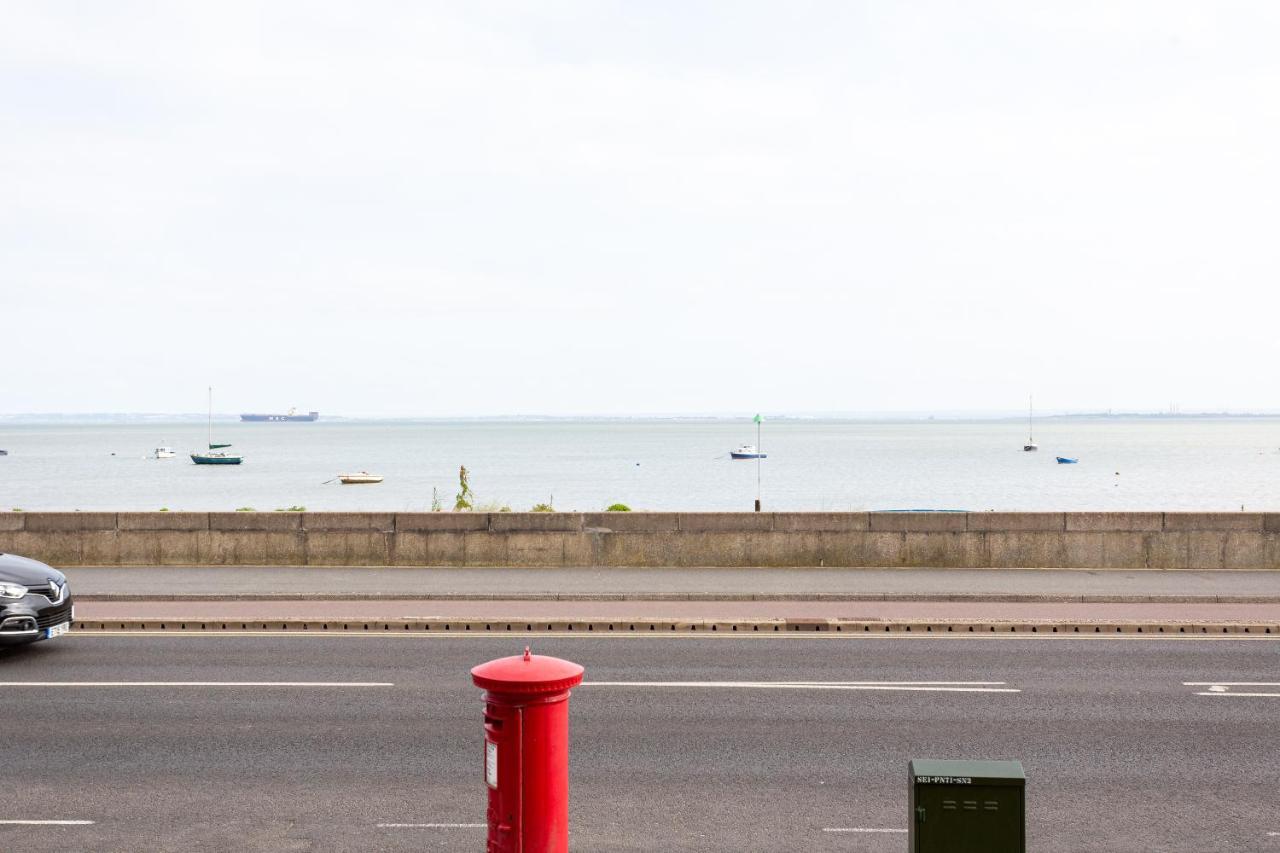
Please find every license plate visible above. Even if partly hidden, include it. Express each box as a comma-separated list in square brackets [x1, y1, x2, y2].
[45, 621, 70, 640]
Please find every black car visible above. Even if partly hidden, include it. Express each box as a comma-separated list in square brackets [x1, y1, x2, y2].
[0, 553, 74, 645]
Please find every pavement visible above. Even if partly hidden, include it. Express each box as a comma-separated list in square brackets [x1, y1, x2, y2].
[2, 634, 1277, 851]
[60, 566, 1280, 631]
[63, 566, 1280, 602]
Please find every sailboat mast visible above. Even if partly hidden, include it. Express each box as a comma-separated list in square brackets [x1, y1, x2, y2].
[207, 386, 212, 449]
[1028, 394, 1034, 443]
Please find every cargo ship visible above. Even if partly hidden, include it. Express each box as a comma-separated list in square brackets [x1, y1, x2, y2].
[240, 408, 319, 422]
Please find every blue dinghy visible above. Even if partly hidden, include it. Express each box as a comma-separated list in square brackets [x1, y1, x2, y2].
[1056, 456, 1078, 464]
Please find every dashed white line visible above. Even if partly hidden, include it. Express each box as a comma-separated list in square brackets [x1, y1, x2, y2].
[822, 827, 907, 833]
[1195, 692, 1280, 698]
[583, 681, 1019, 693]
[0, 820, 95, 826]
[1185, 682, 1280, 698]
[0, 682, 393, 688]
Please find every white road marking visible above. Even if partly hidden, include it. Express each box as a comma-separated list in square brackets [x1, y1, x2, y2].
[823, 827, 907, 833]
[0, 820, 95, 826]
[583, 681, 1019, 693]
[0, 682, 393, 688]
[376, 823, 484, 829]
[1186, 682, 1280, 698]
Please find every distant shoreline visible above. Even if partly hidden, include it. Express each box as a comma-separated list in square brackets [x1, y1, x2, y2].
[3, 412, 1280, 425]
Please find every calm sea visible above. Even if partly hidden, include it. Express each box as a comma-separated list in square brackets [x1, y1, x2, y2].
[0, 418, 1277, 513]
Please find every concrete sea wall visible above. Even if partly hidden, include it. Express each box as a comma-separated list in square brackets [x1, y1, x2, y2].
[2, 511, 1279, 569]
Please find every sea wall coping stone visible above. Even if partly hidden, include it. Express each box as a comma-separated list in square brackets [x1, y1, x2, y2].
[1065, 512, 1164, 532]
[966, 512, 1066, 532]
[24, 512, 117, 532]
[1163, 512, 1264, 532]
[117, 512, 210, 531]
[489, 513, 586, 533]
[581, 512, 681, 532]
[302, 512, 394, 531]
[869, 512, 967, 533]
[208, 512, 303, 532]
[395, 513, 491, 532]
[678, 513, 775, 532]
[773, 513, 871, 532]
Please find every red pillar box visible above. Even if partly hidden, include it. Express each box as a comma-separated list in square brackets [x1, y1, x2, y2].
[472, 647, 585, 853]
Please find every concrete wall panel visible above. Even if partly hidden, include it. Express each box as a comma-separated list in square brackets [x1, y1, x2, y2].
[307, 531, 391, 565]
[462, 532, 509, 566]
[201, 532, 304, 565]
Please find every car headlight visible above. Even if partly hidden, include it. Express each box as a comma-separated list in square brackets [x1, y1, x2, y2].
[0, 582, 29, 599]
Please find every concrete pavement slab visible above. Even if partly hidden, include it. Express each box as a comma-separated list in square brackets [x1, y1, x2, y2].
[61, 565, 1280, 602]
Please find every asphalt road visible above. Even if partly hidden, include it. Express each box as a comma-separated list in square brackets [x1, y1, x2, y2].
[1, 634, 1278, 852]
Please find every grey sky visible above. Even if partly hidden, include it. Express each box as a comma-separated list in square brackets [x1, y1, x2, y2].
[3, 1, 1277, 416]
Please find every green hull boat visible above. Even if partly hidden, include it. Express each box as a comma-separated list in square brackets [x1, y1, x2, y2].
[191, 452, 242, 465]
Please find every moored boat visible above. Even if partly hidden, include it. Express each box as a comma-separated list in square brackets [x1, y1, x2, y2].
[240, 408, 319, 422]
[155, 445, 175, 459]
[193, 387, 243, 465]
[338, 472, 383, 484]
[1056, 456, 1078, 464]
[1023, 395, 1038, 451]
[730, 444, 767, 459]
[191, 450, 243, 465]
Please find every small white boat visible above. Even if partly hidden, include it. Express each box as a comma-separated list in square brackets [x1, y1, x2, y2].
[155, 445, 176, 459]
[338, 471, 384, 484]
[729, 444, 767, 459]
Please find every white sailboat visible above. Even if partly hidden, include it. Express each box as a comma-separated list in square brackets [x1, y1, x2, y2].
[1023, 395, 1038, 451]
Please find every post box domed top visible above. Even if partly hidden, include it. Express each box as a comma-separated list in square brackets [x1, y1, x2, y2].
[471, 648, 585, 695]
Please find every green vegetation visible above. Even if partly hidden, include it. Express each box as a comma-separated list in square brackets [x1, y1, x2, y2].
[472, 501, 512, 512]
[158, 507, 169, 512]
[454, 465, 474, 511]
[235, 507, 255, 512]
[430, 487, 443, 512]
[10, 508, 22, 512]
[530, 503, 555, 512]
[275, 506, 306, 512]
[606, 503, 632, 512]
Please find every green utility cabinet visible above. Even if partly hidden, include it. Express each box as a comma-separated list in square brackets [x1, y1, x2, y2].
[908, 759, 1025, 853]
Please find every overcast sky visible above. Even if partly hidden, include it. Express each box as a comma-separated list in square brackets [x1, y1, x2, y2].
[2, 1, 1278, 416]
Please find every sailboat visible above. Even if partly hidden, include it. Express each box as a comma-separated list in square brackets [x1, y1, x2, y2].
[191, 387, 243, 465]
[1023, 395, 1038, 452]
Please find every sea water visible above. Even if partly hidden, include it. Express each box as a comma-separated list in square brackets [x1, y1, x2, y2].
[0, 418, 1277, 512]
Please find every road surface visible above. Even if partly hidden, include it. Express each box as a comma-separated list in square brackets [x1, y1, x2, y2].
[2, 634, 1277, 851]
